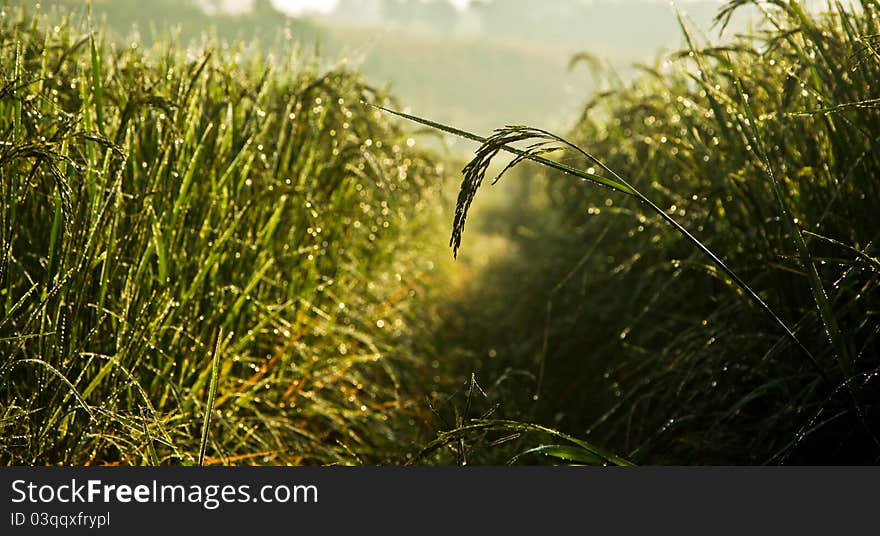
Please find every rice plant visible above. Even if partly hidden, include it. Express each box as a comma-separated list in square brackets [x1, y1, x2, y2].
[0, 7, 445, 465]
[392, 0, 880, 464]
[3, 0, 878, 467]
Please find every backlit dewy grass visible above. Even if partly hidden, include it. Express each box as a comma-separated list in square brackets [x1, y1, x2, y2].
[0, 7, 444, 465]
[2, 0, 879, 466]
[386, 0, 880, 464]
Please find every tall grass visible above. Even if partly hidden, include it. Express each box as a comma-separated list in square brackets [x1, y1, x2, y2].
[402, 0, 879, 464]
[4, 0, 877, 467]
[0, 7, 444, 465]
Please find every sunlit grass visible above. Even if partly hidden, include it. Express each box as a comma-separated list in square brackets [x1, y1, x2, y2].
[0, 7, 445, 465]
[3, 0, 878, 467]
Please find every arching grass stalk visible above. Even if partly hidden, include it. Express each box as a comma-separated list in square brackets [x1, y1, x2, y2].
[367, 102, 829, 384]
[413, 419, 634, 466]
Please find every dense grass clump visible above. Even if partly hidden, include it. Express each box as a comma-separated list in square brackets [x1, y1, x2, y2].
[0, 9, 445, 464]
[417, 0, 880, 464]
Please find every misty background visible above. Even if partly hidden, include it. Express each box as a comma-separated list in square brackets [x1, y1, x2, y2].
[37, 0, 753, 148]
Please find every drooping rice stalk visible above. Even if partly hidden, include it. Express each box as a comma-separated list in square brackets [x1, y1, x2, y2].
[370, 103, 827, 382]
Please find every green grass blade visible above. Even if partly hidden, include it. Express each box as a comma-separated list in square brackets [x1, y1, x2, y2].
[88, 32, 105, 137]
[198, 328, 223, 467]
[512, 444, 607, 465]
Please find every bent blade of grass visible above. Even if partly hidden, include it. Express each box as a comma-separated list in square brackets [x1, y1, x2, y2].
[373, 104, 826, 383]
[511, 444, 607, 465]
[803, 232, 879, 273]
[16, 358, 95, 423]
[416, 419, 634, 466]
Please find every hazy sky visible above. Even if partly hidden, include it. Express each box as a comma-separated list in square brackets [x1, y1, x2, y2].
[218, 0, 472, 16]
[274, 0, 338, 15]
